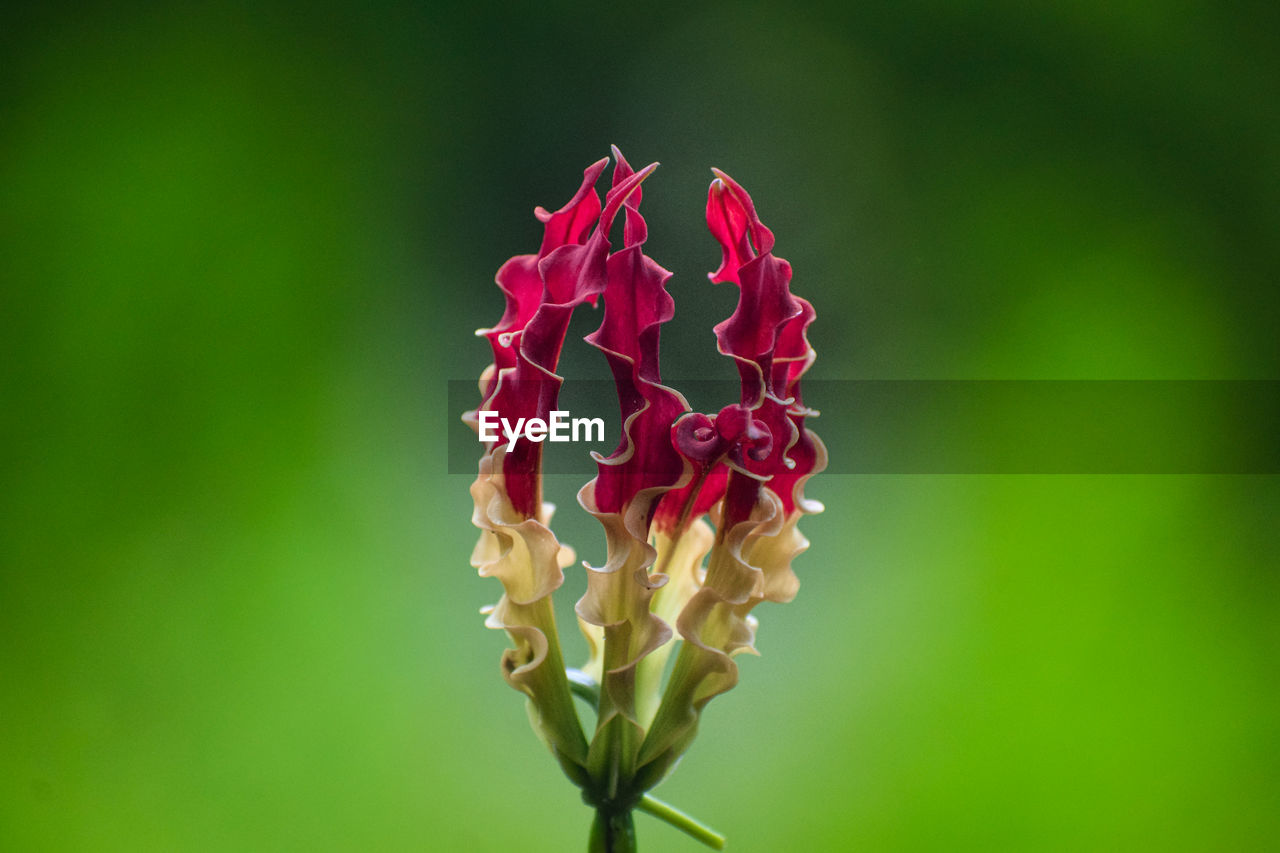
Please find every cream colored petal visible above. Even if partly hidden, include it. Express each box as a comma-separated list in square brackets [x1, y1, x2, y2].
[632, 520, 714, 727]
[574, 479, 678, 792]
[636, 484, 820, 785]
[469, 447, 586, 767]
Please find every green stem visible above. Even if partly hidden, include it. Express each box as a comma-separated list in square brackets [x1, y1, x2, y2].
[638, 794, 726, 850]
[528, 596, 590, 775]
[589, 807, 636, 853]
[571, 669, 725, 850]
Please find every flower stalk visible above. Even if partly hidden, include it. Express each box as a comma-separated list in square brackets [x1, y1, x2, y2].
[465, 147, 824, 850]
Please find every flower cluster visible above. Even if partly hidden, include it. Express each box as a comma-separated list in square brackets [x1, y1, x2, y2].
[464, 147, 824, 849]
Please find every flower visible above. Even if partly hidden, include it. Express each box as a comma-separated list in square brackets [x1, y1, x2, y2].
[464, 148, 824, 849]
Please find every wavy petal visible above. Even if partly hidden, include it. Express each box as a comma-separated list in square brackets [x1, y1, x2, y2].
[634, 169, 826, 788]
[575, 149, 695, 798]
[584, 149, 690, 517]
[636, 488, 812, 786]
[464, 158, 658, 781]
[469, 448, 587, 776]
[706, 170, 825, 510]
[467, 159, 656, 517]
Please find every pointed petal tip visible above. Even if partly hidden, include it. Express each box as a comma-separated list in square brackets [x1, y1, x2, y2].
[610, 145, 656, 169]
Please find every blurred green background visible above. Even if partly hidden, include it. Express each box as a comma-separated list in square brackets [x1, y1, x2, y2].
[2, 1, 1277, 850]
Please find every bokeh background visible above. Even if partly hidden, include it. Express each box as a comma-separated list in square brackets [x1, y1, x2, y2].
[3, 1, 1277, 850]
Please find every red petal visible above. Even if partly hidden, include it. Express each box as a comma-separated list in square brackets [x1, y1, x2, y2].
[585, 151, 692, 520]
[473, 157, 657, 517]
[704, 170, 824, 515]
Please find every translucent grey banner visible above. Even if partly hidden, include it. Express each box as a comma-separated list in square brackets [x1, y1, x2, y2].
[447, 380, 1280, 475]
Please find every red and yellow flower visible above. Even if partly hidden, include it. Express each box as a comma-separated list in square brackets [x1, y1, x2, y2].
[464, 148, 824, 851]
